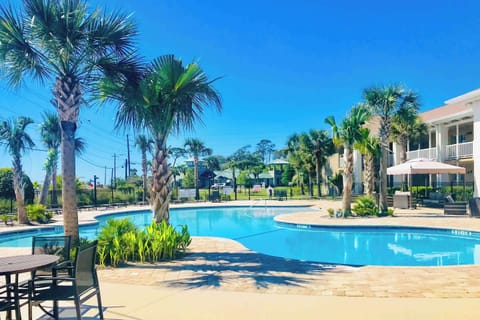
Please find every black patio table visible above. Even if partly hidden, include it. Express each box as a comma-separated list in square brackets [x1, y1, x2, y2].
[0, 254, 59, 320]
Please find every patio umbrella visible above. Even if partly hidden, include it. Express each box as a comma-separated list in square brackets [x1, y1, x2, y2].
[387, 158, 466, 175]
[387, 158, 466, 208]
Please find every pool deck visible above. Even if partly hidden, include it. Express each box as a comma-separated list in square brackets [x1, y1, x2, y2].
[2, 199, 480, 319]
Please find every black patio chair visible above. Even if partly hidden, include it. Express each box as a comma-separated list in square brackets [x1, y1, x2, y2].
[17, 235, 73, 301]
[31, 235, 73, 277]
[28, 240, 103, 320]
[0, 283, 20, 319]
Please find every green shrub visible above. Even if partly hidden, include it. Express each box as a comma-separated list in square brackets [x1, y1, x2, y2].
[97, 218, 191, 267]
[26, 204, 52, 223]
[352, 196, 378, 217]
[327, 208, 334, 217]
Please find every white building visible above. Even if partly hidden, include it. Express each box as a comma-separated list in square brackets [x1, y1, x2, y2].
[334, 88, 478, 196]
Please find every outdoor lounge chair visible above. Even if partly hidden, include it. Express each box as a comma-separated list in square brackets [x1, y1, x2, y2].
[28, 240, 104, 320]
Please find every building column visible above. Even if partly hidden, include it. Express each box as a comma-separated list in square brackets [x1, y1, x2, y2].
[472, 104, 480, 196]
[353, 150, 363, 194]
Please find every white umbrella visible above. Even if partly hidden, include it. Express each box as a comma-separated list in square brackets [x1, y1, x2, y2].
[387, 158, 466, 209]
[387, 158, 466, 175]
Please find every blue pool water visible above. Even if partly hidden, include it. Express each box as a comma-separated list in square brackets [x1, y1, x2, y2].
[1, 206, 480, 267]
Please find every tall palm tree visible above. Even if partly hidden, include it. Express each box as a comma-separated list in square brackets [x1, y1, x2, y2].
[325, 104, 371, 214]
[391, 105, 427, 164]
[101, 55, 222, 222]
[355, 128, 381, 196]
[39, 112, 85, 207]
[0, 0, 138, 242]
[364, 85, 419, 213]
[184, 138, 212, 200]
[39, 112, 61, 206]
[135, 134, 154, 203]
[298, 133, 316, 197]
[285, 134, 306, 195]
[303, 130, 334, 197]
[0, 117, 35, 224]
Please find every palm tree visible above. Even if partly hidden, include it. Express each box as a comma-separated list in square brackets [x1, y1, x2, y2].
[0, 0, 138, 242]
[101, 55, 222, 222]
[184, 138, 212, 200]
[285, 134, 305, 195]
[135, 134, 154, 203]
[303, 130, 334, 197]
[39, 112, 61, 206]
[391, 105, 427, 164]
[0, 117, 35, 224]
[325, 104, 371, 214]
[39, 112, 85, 207]
[364, 85, 419, 213]
[355, 128, 381, 196]
[298, 133, 316, 197]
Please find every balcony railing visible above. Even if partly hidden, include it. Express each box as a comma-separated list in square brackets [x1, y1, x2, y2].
[406, 148, 437, 160]
[445, 142, 473, 160]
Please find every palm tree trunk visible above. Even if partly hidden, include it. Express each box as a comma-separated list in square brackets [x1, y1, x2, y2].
[194, 156, 199, 200]
[61, 121, 79, 242]
[365, 154, 374, 196]
[142, 152, 147, 203]
[379, 141, 389, 213]
[12, 157, 27, 224]
[342, 147, 353, 214]
[51, 166, 58, 207]
[55, 76, 81, 243]
[315, 157, 322, 197]
[39, 170, 51, 205]
[151, 138, 171, 223]
[308, 174, 313, 197]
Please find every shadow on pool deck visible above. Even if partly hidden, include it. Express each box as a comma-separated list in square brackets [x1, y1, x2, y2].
[116, 250, 348, 291]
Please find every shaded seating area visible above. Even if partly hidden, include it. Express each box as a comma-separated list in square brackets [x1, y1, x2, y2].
[28, 240, 103, 320]
[421, 192, 445, 208]
[387, 158, 466, 210]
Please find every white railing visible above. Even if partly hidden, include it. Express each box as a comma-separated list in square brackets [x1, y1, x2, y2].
[406, 148, 437, 160]
[445, 142, 473, 160]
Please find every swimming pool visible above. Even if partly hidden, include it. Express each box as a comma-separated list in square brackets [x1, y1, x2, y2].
[1, 206, 480, 266]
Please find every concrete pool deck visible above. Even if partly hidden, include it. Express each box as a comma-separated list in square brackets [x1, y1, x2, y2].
[2, 199, 480, 319]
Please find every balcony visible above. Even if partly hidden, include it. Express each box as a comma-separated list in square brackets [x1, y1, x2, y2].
[406, 148, 437, 161]
[445, 142, 473, 160]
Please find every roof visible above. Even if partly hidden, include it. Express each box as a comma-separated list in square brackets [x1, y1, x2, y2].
[419, 102, 471, 124]
[258, 172, 274, 179]
[445, 87, 480, 105]
[269, 159, 289, 165]
[213, 169, 233, 179]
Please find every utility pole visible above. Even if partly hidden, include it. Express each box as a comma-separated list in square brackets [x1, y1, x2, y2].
[93, 175, 98, 207]
[110, 167, 114, 203]
[113, 153, 117, 188]
[127, 134, 131, 177]
[125, 158, 128, 180]
[104, 166, 107, 186]
[113, 153, 124, 187]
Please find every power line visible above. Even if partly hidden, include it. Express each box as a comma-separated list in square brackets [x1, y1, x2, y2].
[78, 156, 113, 170]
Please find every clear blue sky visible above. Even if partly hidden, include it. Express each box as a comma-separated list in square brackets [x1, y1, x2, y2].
[1, 0, 480, 184]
